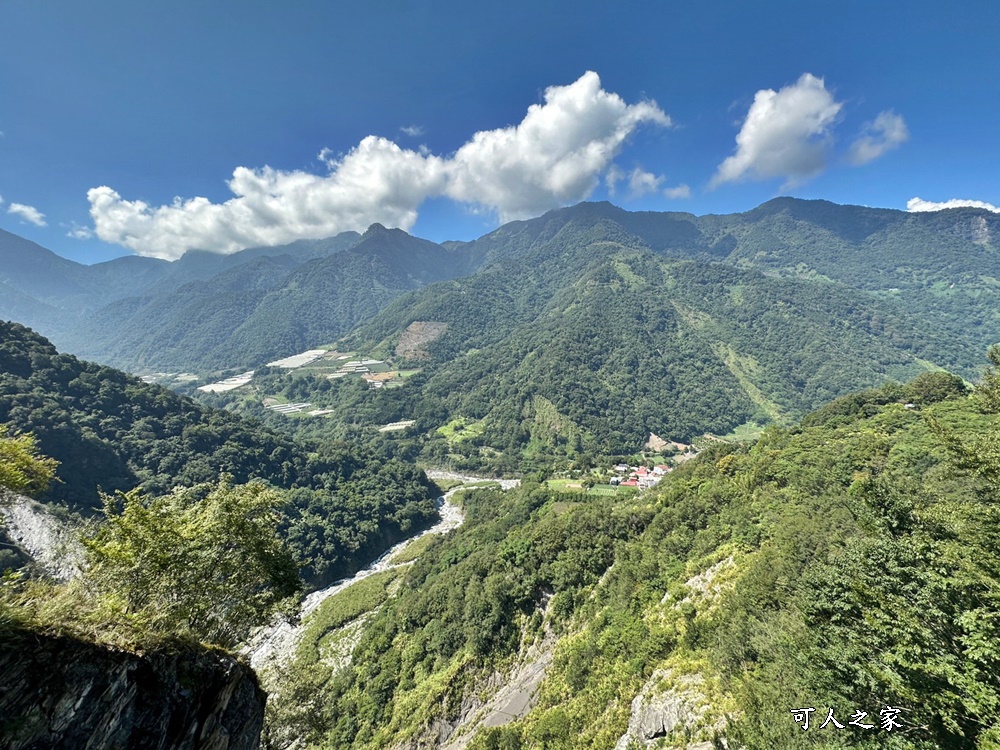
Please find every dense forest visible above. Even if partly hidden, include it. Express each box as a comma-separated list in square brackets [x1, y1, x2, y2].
[57, 224, 477, 371]
[262, 366, 1000, 749]
[212, 214, 982, 472]
[0, 321, 438, 586]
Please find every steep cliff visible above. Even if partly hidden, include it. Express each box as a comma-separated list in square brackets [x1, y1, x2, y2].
[0, 489, 82, 581]
[0, 628, 266, 750]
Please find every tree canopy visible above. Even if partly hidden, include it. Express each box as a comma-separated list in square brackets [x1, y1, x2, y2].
[0, 426, 57, 497]
[81, 477, 301, 648]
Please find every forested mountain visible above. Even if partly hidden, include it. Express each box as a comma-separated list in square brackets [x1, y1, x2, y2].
[3, 198, 998, 380]
[56, 224, 475, 371]
[0, 321, 437, 586]
[5, 198, 1000, 466]
[243, 205, 989, 470]
[267, 368, 1000, 749]
[0, 229, 361, 348]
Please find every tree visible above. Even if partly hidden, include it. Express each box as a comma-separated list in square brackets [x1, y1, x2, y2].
[0, 426, 57, 496]
[81, 476, 301, 647]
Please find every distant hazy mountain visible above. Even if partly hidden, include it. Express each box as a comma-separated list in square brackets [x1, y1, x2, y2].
[0, 229, 361, 357]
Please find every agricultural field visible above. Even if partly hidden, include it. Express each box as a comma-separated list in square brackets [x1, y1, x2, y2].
[437, 417, 486, 444]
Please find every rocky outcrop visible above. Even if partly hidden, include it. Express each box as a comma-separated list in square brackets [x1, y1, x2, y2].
[439, 634, 556, 750]
[614, 669, 723, 750]
[0, 628, 265, 750]
[395, 321, 448, 358]
[0, 489, 82, 581]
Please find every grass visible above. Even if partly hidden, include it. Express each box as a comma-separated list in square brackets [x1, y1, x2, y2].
[389, 533, 440, 565]
[437, 417, 486, 445]
[546, 480, 628, 497]
[297, 569, 399, 666]
[587, 485, 621, 496]
[546, 478, 585, 492]
[717, 420, 766, 443]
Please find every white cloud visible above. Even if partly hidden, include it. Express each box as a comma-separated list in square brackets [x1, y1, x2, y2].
[605, 164, 625, 195]
[712, 73, 842, 188]
[443, 71, 670, 220]
[609, 167, 689, 201]
[8, 203, 47, 226]
[86, 72, 672, 259]
[89, 136, 446, 259]
[400, 125, 425, 137]
[907, 197, 1000, 213]
[67, 222, 94, 239]
[663, 184, 691, 200]
[627, 168, 664, 198]
[849, 110, 908, 165]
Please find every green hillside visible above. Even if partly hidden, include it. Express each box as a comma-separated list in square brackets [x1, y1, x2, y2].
[58, 224, 475, 372]
[0, 228, 360, 362]
[0, 321, 438, 586]
[236, 208, 984, 471]
[266, 366, 1000, 749]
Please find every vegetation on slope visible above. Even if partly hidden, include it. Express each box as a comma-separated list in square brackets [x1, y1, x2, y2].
[63, 224, 472, 371]
[0, 426, 57, 497]
[265, 365, 1000, 749]
[0, 321, 438, 586]
[2, 477, 299, 653]
[222, 220, 977, 473]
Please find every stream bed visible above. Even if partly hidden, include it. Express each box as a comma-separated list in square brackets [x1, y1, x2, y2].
[244, 474, 517, 672]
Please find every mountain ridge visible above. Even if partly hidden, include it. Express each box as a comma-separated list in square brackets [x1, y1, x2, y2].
[3, 198, 1000, 381]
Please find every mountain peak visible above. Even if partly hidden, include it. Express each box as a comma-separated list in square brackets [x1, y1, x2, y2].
[361, 223, 391, 240]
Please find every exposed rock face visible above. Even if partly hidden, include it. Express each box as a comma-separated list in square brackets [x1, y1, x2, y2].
[0, 629, 265, 750]
[439, 634, 556, 750]
[0, 489, 82, 581]
[614, 669, 720, 750]
[395, 321, 448, 358]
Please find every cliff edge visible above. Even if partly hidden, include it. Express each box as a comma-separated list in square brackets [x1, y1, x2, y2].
[0, 628, 265, 750]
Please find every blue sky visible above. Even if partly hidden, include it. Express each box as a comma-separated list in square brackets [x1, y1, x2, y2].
[2, 0, 998, 263]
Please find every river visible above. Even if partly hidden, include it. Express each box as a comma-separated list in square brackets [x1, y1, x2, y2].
[244, 473, 518, 672]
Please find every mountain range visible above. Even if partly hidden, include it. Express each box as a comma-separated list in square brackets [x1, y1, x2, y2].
[4, 198, 998, 376]
[5, 198, 1000, 749]
[3, 197, 1000, 464]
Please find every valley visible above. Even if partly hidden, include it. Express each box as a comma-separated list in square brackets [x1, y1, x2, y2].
[3, 199, 1000, 750]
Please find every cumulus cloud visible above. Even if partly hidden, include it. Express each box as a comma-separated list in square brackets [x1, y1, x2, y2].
[399, 125, 425, 137]
[712, 73, 842, 188]
[626, 168, 665, 198]
[607, 166, 687, 201]
[443, 71, 670, 219]
[663, 184, 691, 200]
[907, 197, 1000, 213]
[8, 203, 47, 226]
[605, 164, 625, 195]
[88, 137, 446, 258]
[849, 110, 908, 165]
[86, 72, 671, 259]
